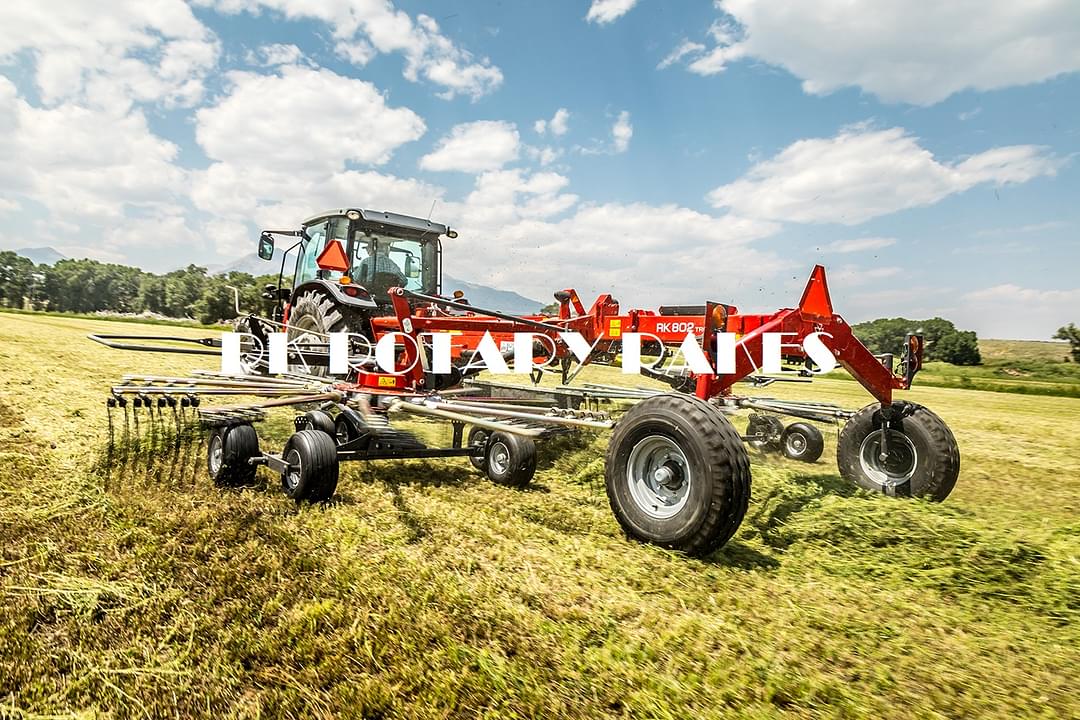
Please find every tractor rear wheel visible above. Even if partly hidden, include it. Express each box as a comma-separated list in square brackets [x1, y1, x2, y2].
[287, 289, 368, 376]
[208, 424, 259, 486]
[780, 422, 825, 463]
[280, 429, 340, 502]
[605, 394, 751, 557]
[837, 401, 959, 501]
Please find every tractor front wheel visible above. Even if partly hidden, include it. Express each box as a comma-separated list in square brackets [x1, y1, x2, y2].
[287, 289, 368, 376]
[837, 401, 959, 501]
[605, 394, 751, 557]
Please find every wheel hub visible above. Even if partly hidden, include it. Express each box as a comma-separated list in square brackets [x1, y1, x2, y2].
[489, 441, 510, 475]
[209, 433, 223, 475]
[858, 430, 917, 487]
[627, 435, 692, 519]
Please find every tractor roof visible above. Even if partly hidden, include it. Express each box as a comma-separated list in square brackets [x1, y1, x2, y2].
[302, 208, 450, 237]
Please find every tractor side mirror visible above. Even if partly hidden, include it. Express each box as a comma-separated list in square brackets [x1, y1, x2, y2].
[257, 232, 275, 261]
[405, 254, 420, 279]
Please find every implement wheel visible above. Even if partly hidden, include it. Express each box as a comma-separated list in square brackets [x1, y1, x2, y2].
[484, 431, 536, 488]
[746, 414, 784, 451]
[837, 401, 960, 501]
[605, 394, 751, 556]
[467, 426, 490, 472]
[280, 429, 340, 502]
[207, 424, 259, 486]
[780, 422, 825, 463]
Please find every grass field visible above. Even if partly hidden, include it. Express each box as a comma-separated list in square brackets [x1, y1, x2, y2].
[1, 313, 1077, 718]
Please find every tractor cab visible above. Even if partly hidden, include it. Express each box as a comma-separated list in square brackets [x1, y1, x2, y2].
[258, 208, 455, 318]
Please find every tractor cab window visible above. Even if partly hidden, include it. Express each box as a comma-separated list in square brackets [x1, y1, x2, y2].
[350, 231, 430, 296]
[295, 219, 347, 286]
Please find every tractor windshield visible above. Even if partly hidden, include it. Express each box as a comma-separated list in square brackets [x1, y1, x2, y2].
[294, 216, 440, 300]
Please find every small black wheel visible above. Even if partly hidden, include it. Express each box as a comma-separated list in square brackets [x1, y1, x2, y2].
[746, 414, 784, 451]
[467, 426, 490, 472]
[605, 394, 750, 556]
[484, 432, 536, 488]
[837, 401, 960, 501]
[280, 429, 340, 501]
[780, 422, 825, 463]
[302, 410, 336, 436]
[334, 414, 358, 446]
[208, 424, 259, 486]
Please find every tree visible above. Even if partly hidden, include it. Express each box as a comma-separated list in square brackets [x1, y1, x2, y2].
[1054, 323, 1080, 362]
[852, 316, 981, 366]
[0, 251, 36, 308]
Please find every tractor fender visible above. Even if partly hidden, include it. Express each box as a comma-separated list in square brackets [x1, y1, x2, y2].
[290, 279, 379, 310]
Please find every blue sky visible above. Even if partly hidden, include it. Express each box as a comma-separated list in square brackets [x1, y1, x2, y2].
[0, 0, 1078, 338]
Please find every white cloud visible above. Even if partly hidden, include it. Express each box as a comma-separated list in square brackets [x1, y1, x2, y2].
[612, 111, 633, 153]
[534, 108, 569, 136]
[0, 0, 219, 109]
[586, 0, 640, 25]
[957, 284, 1080, 340]
[420, 121, 520, 173]
[200, 0, 502, 99]
[191, 68, 436, 234]
[451, 200, 784, 307]
[549, 108, 570, 136]
[0, 77, 185, 223]
[0, 198, 19, 215]
[664, 0, 1080, 105]
[822, 237, 897, 253]
[246, 43, 307, 67]
[708, 126, 1061, 225]
[658, 40, 706, 70]
[196, 66, 426, 175]
[526, 146, 562, 166]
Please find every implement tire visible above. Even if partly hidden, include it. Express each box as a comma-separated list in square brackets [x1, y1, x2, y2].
[605, 393, 750, 557]
[208, 424, 259, 487]
[837, 401, 960, 501]
[780, 422, 825, 463]
[280, 429, 340, 502]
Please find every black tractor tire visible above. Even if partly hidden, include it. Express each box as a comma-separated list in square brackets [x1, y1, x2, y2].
[484, 431, 537, 488]
[780, 422, 825, 463]
[302, 410, 336, 436]
[286, 289, 368, 376]
[746, 413, 784, 451]
[837, 401, 960, 501]
[467, 426, 490, 472]
[280, 429, 340, 502]
[208, 424, 259, 486]
[605, 393, 751, 557]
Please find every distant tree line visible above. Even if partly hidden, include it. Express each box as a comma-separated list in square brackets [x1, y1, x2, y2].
[0, 251, 275, 325]
[851, 317, 982, 366]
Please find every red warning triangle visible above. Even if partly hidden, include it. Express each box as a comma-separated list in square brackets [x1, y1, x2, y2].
[798, 264, 834, 318]
[316, 239, 350, 272]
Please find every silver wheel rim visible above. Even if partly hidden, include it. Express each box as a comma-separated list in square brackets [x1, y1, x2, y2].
[859, 430, 918, 486]
[489, 441, 511, 475]
[209, 433, 223, 475]
[284, 448, 302, 491]
[626, 435, 691, 519]
[785, 432, 807, 456]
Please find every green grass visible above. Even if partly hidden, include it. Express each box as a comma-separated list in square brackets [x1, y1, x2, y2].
[0, 306, 222, 330]
[1, 314, 1077, 718]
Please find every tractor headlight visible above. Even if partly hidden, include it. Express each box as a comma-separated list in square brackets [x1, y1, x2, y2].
[346, 210, 361, 220]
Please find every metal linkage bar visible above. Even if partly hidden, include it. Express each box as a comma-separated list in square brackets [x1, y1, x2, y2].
[420, 399, 613, 429]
